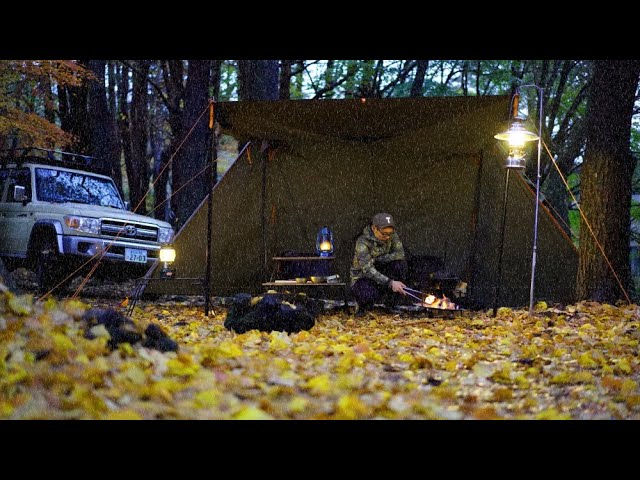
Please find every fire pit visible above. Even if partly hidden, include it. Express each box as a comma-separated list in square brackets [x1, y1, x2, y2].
[403, 287, 463, 317]
[419, 293, 458, 309]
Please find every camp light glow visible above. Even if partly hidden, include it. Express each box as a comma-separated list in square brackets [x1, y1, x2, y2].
[316, 226, 334, 257]
[159, 245, 176, 279]
[495, 116, 539, 170]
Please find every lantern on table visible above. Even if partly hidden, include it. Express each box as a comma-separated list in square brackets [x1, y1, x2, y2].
[316, 226, 333, 257]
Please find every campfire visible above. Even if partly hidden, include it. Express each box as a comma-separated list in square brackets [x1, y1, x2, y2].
[422, 294, 458, 310]
[404, 287, 461, 311]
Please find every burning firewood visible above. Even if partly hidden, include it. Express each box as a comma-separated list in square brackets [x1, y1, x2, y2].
[405, 287, 460, 310]
[422, 293, 458, 310]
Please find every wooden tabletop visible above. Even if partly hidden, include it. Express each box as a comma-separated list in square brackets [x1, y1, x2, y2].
[263, 281, 346, 286]
[271, 256, 335, 261]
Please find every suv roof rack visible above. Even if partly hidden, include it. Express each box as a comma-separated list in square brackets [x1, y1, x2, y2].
[0, 147, 100, 171]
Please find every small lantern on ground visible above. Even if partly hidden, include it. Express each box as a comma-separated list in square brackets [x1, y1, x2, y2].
[316, 226, 334, 257]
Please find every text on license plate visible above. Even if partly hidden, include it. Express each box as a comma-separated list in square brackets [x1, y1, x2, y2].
[125, 248, 147, 263]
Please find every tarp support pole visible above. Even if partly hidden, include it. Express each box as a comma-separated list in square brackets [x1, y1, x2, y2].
[204, 99, 217, 316]
[261, 145, 268, 281]
[465, 150, 484, 304]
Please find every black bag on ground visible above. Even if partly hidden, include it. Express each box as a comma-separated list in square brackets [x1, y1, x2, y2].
[224, 292, 320, 334]
[82, 308, 178, 352]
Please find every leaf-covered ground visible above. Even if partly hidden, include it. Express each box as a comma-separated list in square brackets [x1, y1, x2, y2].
[1, 285, 639, 419]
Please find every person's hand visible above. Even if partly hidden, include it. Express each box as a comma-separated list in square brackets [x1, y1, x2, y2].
[389, 280, 407, 295]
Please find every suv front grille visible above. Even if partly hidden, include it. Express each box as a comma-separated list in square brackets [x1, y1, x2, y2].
[101, 220, 158, 242]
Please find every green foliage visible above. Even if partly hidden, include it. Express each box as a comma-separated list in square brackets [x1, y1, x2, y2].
[566, 172, 581, 246]
[219, 61, 238, 101]
[632, 117, 640, 154]
[568, 209, 580, 247]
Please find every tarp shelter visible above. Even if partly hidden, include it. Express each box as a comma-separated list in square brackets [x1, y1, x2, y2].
[145, 96, 577, 308]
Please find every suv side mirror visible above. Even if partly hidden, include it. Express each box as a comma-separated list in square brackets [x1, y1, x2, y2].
[13, 185, 28, 204]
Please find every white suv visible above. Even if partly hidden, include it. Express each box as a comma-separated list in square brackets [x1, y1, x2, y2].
[0, 149, 174, 292]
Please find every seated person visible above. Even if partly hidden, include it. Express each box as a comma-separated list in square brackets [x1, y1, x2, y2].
[350, 213, 408, 315]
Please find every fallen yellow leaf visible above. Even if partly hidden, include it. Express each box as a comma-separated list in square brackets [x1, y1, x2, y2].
[233, 406, 273, 420]
[106, 410, 143, 420]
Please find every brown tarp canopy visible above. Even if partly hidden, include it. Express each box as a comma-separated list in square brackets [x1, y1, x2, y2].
[145, 96, 577, 308]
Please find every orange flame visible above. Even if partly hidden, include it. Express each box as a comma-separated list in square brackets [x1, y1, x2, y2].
[422, 293, 458, 310]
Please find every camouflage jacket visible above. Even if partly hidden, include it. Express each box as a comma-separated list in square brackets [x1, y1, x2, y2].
[350, 225, 405, 286]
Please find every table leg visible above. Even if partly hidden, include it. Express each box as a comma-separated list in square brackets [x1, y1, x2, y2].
[342, 285, 350, 312]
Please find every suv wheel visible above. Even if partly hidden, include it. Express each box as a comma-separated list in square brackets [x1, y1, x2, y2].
[35, 236, 70, 294]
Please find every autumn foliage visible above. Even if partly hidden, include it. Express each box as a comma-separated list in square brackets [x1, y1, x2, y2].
[0, 60, 91, 149]
[1, 279, 639, 420]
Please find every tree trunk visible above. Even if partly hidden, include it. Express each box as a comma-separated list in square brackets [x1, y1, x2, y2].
[64, 60, 91, 154]
[509, 60, 523, 100]
[156, 61, 185, 224]
[211, 60, 222, 101]
[71, 60, 91, 154]
[323, 60, 335, 99]
[410, 60, 428, 97]
[577, 60, 640, 302]
[42, 74, 56, 127]
[238, 60, 279, 101]
[172, 60, 212, 229]
[117, 63, 133, 206]
[128, 60, 151, 215]
[107, 61, 117, 118]
[293, 60, 304, 98]
[147, 62, 168, 221]
[279, 60, 291, 99]
[87, 60, 121, 187]
[461, 60, 469, 96]
[358, 60, 376, 98]
[57, 82, 71, 133]
[107, 61, 121, 195]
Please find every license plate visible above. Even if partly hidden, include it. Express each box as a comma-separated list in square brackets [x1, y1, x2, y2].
[125, 248, 147, 263]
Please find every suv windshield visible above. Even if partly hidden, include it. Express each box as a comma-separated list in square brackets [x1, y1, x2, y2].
[35, 168, 124, 209]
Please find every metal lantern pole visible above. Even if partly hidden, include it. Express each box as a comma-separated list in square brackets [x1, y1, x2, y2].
[493, 167, 511, 316]
[493, 86, 542, 315]
[528, 87, 543, 316]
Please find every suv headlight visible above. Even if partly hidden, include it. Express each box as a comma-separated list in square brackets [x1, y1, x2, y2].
[64, 216, 100, 235]
[158, 227, 174, 244]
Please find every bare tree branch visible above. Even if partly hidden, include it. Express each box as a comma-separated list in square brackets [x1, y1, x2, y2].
[381, 60, 418, 96]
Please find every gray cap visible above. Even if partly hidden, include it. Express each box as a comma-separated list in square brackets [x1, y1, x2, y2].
[372, 213, 395, 228]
